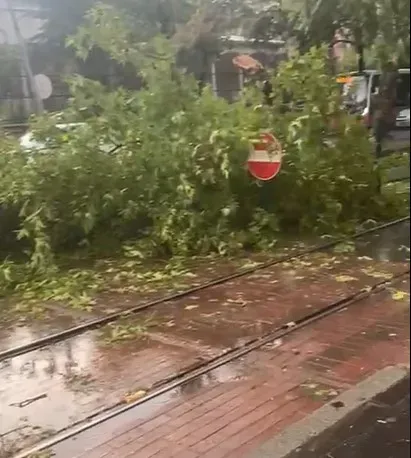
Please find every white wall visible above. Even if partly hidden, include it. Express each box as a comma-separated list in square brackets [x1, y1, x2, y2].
[0, 0, 45, 120]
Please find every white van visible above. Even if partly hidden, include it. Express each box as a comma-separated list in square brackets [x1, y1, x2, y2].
[339, 69, 410, 130]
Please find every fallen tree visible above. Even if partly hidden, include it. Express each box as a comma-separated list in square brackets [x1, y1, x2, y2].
[0, 6, 406, 289]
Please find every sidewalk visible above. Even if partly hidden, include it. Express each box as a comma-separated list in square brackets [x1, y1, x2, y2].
[272, 372, 409, 458]
[47, 276, 410, 458]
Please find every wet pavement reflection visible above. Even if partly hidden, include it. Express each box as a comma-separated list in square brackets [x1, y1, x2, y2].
[1, 222, 408, 351]
[0, 221, 409, 455]
[0, 333, 224, 453]
[0, 253, 282, 352]
[355, 220, 410, 262]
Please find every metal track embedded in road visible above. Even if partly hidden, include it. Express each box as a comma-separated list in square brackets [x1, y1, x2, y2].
[1, 216, 409, 362]
[14, 267, 409, 458]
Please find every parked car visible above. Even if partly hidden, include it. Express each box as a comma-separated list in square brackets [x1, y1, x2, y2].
[19, 123, 83, 151]
[19, 122, 118, 153]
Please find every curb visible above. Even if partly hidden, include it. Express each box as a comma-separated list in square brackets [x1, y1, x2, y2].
[246, 365, 410, 458]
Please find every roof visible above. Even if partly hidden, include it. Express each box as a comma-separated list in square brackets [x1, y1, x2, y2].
[220, 34, 285, 47]
[347, 68, 410, 76]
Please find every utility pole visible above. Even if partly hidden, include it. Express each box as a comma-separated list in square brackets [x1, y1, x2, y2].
[6, 0, 44, 115]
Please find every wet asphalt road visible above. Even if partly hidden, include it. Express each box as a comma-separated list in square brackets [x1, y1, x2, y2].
[290, 376, 410, 458]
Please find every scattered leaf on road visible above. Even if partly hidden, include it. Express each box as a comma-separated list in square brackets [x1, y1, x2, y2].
[391, 290, 408, 301]
[302, 383, 318, 390]
[265, 339, 283, 349]
[334, 241, 355, 254]
[358, 256, 373, 261]
[104, 308, 119, 315]
[185, 305, 199, 310]
[184, 272, 197, 278]
[314, 389, 330, 397]
[361, 268, 393, 280]
[241, 261, 261, 269]
[125, 390, 147, 404]
[335, 275, 357, 283]
[226, 298, 248, 307]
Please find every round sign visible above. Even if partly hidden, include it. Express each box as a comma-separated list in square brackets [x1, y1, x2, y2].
[33, 74, 53, 100]
[247, 132, 282, 181]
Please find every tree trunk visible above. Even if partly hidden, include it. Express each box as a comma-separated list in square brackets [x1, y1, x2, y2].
[356, 43, 364, 73]
[372, 62, 399, 158]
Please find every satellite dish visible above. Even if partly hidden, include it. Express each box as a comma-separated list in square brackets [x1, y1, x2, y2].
[34, 74, 53, 100]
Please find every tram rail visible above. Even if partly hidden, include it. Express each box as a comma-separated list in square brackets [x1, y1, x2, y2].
[0, 216, 409, 363]
[14, 266, 409, 458]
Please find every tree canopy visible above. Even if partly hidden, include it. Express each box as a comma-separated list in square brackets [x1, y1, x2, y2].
[0, 1, 408, 300]
[291, 0, 410, 67]
[19, 0, 409, 72]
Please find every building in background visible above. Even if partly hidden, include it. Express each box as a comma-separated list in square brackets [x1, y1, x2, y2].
[213, 35, 286, 101]
[0, 0, 44, 123]
[0, 3, 286, 125]
[0, 0, 43, 44]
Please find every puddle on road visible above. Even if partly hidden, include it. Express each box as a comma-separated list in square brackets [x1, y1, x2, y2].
[1, 222, 409, 455]
[355, 221, 410, 262]
[0, 318, 79, 352]
[47, 361, 246, 458]
[1, 222, 408, 350]
[0, 252, 278, 353]
[0, 328, 228, 454]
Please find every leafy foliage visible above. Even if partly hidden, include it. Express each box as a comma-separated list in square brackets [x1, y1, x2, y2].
[100, 316, 154, 345]
[23, 0, 198, 87]
[289, 0, 410, 66]
[0, 7, 406, 297]
[27, 0, 197, 46]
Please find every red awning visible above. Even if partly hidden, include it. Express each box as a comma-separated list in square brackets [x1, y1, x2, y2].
[232, 54, 264, 73]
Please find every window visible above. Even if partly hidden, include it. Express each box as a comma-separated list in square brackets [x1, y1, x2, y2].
[342, 75, 368, 107]
[369, 72, 410, 107]
[396, 73, 410, 107]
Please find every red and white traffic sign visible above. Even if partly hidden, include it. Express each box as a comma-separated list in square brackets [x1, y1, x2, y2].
[247, 132, 282, 181]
